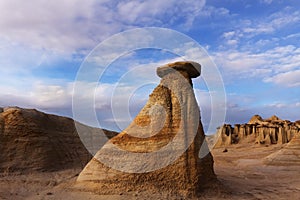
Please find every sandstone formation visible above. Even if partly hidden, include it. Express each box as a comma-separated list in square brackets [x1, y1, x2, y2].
[0, 107, 117, 173]
[76, 61, 216, 197]
[215, 115, 300, 147]
[264, 132, 300, 166]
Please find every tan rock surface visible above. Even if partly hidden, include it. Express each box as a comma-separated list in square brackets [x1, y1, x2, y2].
[0, 107, 117, 173]
[0, 109, 298, 199]
[212, 143, 300, 200]
[264, 132, 300, 166]
[76, 61, 216, 197]
[215, 115, 300, 147]
[0, 141, 299, 200]
[265, 115, 281, 122]
[248, 114, 264, 124]
[156, 61, 201, 78]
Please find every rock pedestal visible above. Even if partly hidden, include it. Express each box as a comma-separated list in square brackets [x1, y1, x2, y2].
[76, 61, 216, 197]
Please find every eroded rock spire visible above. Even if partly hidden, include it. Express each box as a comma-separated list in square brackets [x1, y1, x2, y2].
[76, 61, 216, 197]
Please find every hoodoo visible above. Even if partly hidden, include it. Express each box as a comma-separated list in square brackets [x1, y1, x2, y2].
[215, 115, 300, 147]
[76, 61, 216, 197]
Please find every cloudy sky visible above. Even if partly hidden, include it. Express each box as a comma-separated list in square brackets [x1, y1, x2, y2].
[0, 0, 299, 133]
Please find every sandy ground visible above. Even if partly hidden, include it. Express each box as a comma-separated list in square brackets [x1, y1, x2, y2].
[0, 144, 299, 200]
[213, 144, 300, 200]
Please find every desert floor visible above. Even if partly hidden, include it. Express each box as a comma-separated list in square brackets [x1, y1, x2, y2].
[0, 143, 299, 200]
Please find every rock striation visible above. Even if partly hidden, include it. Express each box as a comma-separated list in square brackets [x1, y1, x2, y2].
[76, 61, 216, 197]
[0, 107, 117, 173]
[264, 132, 300, 166]
[215, 115, 300, 147]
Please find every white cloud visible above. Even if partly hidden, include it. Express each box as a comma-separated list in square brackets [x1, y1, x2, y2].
[252, 9, 300, 34]
[0, 81, 71, 110]
[223, 31, 235, 39]
[0, 79, 131, 116]
[0, 0, 206, 55]
[199, 6, 230, 18]
[117, 0, 205, 27]
[213, 44, 300, 86]
[213, 50, 270, 77]
[255, 38, 279, 47]
[221, 31, 241, 47]
[226, 39, 238, 46]
[0, 0, 104, 54]
[0, 0, 208, 93]
[243, 26, 274, 35]
[285, 33, 300, 39]
[266, 102, 287, 108]
[29, 84, 72, 108]
[219, 8, 300, 47]
[264, 69, 300, 87]
[260, 0, 273, 4]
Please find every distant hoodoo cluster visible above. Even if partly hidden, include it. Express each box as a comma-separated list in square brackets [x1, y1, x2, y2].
[215, 115, 300, 147]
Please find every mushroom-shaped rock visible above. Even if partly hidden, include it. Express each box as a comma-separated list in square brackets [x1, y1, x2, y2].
[156, 61, 201, 78]
[75, 61, 216, 197]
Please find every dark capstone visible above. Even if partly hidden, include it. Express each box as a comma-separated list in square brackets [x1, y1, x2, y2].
[157, 61, 201, 78]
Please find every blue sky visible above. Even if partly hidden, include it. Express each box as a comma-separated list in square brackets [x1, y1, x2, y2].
[0, 0, 299, 133]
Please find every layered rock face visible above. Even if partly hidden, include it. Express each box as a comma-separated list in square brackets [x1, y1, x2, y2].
[264, 132, 300, 166]
[76, 61, 216, 197]
[0, 107, 117, 173]
[215, 115, 300, 147]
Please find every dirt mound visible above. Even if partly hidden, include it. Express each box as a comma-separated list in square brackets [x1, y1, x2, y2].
[264, 133, 300, 166]
[0, 107, 117, 173]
